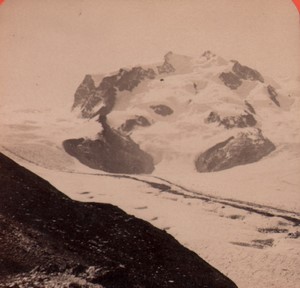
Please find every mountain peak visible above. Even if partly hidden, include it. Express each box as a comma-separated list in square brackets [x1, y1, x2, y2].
[201, 50, 216, 60]
[64, 51, 296, 174]
[158, 51, 193, 74]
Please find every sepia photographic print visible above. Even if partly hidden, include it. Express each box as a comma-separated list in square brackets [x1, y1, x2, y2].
[0, 1, 299, 287]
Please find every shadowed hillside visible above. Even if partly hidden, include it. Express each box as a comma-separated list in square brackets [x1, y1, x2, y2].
[0, 153, 237, 288]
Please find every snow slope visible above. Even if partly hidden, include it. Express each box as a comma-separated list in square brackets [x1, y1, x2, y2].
[1, 148, 299, 288]
[0, 52, 299, 288]
[2, 52, 298, 210]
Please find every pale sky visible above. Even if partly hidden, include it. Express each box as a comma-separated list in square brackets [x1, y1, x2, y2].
[0, 0, 299, 108]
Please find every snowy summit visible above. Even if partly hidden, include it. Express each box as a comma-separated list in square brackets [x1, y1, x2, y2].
[66, 51, 294, 175]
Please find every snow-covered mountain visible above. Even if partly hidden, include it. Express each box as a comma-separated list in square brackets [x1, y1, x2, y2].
[66, 51, 295, 174]
[1, 51, 299, 288]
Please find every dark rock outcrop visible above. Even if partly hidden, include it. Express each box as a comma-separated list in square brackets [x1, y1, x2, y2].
[244, 101, 256, 114]
[73, 67, 156, 118]
[220, 114, 257, 129]
[72, 73, 117, 118]
[205, 111, 221, 124]
[195, 129, 275, 172]
[120, 115, 151, 133]
[157, 52, 176, 74]
[232, 61, 264, 83]
[117, 67, 156, 92]
[63, 121, 154, 174]
[201, 50, 216, 60]
[219, 72, 242, 90]
[0, 153, 238, 288]
[150, 104, 174, 116]
[220, 61, 264, 90]
[206, 111, 257, 129]
[72, 75, 96, 111]
[267, 85, 280, 107]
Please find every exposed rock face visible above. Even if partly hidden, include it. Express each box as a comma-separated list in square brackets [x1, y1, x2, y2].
[205, 111, 221, 123]
[117, 67, 156, 91]
[63, 121, 154, 174]
[0, 153, 238, 288]
[73, 67, 156, 118]
[219, 61, 264, 90]
[244, 100, 256, 114]
[267, 85, 280, 107]
[206, 111, 257, 129]
[120, 115, 151, 133]
[232, 61, 264, 83]
[73, 74, 117, 118]
[150, 104, 174, 116]
[201, 50, 216, 60]
[72, 75, 96, 111]
[219, 72, 242, 89]
[220, 114, 257, 129]
[157, 52, 176, 74]
[195, 129, 276, 172]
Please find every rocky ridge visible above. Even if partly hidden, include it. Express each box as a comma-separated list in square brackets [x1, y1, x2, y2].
[73, 67, 156, 119]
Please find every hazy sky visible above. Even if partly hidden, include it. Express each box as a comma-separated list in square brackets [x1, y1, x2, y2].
[0, 0, 299, 108]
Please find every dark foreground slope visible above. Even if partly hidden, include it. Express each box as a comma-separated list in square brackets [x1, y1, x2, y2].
[0, 153, 237, 288]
